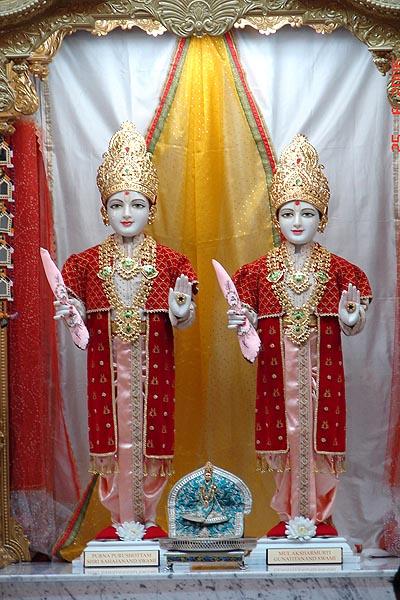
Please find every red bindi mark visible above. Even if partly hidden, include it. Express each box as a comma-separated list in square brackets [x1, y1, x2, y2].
[124, 191, 130, 196]
[294, 200, 300, 206]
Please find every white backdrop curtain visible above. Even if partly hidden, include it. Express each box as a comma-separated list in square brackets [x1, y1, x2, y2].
[41, 25, 394, 548]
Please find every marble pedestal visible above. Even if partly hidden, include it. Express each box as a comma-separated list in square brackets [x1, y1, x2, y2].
[0, 541, 397, 600]
[257, 536, 360, 569]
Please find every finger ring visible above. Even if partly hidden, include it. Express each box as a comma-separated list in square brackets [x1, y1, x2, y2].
[175, 292, 187, 305]
[345, 301, 357, 313]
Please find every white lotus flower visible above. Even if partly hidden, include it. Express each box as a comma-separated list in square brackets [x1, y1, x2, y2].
[114, 520, 146, 541]
[285, 516, 316, 542]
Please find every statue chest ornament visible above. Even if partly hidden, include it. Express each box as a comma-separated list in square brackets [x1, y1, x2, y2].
[97, 234, 158, 342]
[266, 243, 331, 345]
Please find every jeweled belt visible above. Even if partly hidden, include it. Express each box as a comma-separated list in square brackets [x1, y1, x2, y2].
[111, 318, 147, 337]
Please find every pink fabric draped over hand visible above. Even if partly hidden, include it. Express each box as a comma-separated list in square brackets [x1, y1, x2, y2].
[212, 259, 261, 363]
[40, 248, 89, 350]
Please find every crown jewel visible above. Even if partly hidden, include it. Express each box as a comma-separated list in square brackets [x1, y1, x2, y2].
[97, 121, 158, 205]
[270, 134, 330, 231]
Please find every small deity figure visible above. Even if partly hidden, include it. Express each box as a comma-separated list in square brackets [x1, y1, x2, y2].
[228, 134, 372, 537]
[182, 462, 228, 527]
[55, 122, 197, 539]
[170, 462, 252, 538]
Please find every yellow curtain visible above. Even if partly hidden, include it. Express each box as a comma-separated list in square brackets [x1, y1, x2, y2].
[151, 36, 276, 536]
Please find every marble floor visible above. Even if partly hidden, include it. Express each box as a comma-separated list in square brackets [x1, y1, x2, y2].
[0, 554, 398, 600]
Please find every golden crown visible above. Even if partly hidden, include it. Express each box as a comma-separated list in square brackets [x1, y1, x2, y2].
[269, 134, 330, 231]
[97, 121, 158, 205]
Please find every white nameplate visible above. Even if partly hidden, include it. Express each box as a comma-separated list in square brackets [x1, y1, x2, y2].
[267, 546, 343, 565]
[84, 549, 160, 568]
[85, 566, 160, 575]
[268, 563, 342, 573]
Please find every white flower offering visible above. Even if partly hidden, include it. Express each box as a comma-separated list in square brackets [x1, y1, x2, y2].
[285, 516, 317, 542]
[114, 520, 146, 541]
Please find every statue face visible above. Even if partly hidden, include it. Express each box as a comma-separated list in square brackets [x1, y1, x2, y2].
[278, 200, 320, 245]
[107, 191, 150, 237]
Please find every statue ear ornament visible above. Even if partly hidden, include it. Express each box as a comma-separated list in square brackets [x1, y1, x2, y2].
[317, 208, 328, 233]
[148, 203, 157, 225]
[101, 205, 110, 226]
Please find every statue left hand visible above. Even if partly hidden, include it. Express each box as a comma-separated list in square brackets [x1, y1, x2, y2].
[169, 274, 192, 320]
[338, 283, 361, 327]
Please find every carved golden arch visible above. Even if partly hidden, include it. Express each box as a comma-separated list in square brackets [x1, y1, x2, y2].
[0, 0, 399, 567]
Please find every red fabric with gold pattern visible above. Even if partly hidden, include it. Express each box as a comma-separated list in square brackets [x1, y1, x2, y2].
[62, 241, 197, 312]
[145, 314, 175, 457]
[317, 253, 372, 315]
[62, 241, 197, 462]
[86, 312, 115, 456]
[316, 316, 346, 453]
[255, 318, 287, 453]
[232, 244, 372, 318]
[253, 316, 346, 454]
[234, 245, 372, 456]
[85, 311, 175, 459]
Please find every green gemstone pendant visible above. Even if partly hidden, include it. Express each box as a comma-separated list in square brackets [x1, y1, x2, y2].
[287, 270, 310, 294]
[122, 258, 135, 269]
[142, 264, 159, 279]
[98, 265, 113, 279]
[267, 270, 283, 283]
[315, 270, 329, 283]
[293, 310, 306, 322]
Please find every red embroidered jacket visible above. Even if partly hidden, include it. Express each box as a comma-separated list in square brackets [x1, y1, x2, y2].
[62, 241, 197, 462]
[233, 244, 372, 456]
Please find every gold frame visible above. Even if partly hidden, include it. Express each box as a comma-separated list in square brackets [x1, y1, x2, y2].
[0, 0, 398, 566]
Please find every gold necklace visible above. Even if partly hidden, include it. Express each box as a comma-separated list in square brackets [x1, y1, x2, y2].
[267, 243, 331, 345]
[114, 240, 144, 280]
[97, 234, 158, 342]
[281, 243, 313, 294]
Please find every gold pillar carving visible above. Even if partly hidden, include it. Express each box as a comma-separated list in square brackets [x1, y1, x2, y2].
[28, 29, 73, 79]
[369, 48, 394, 76]
[0, 60, 38, 135]
[0, 328, 30, 567]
